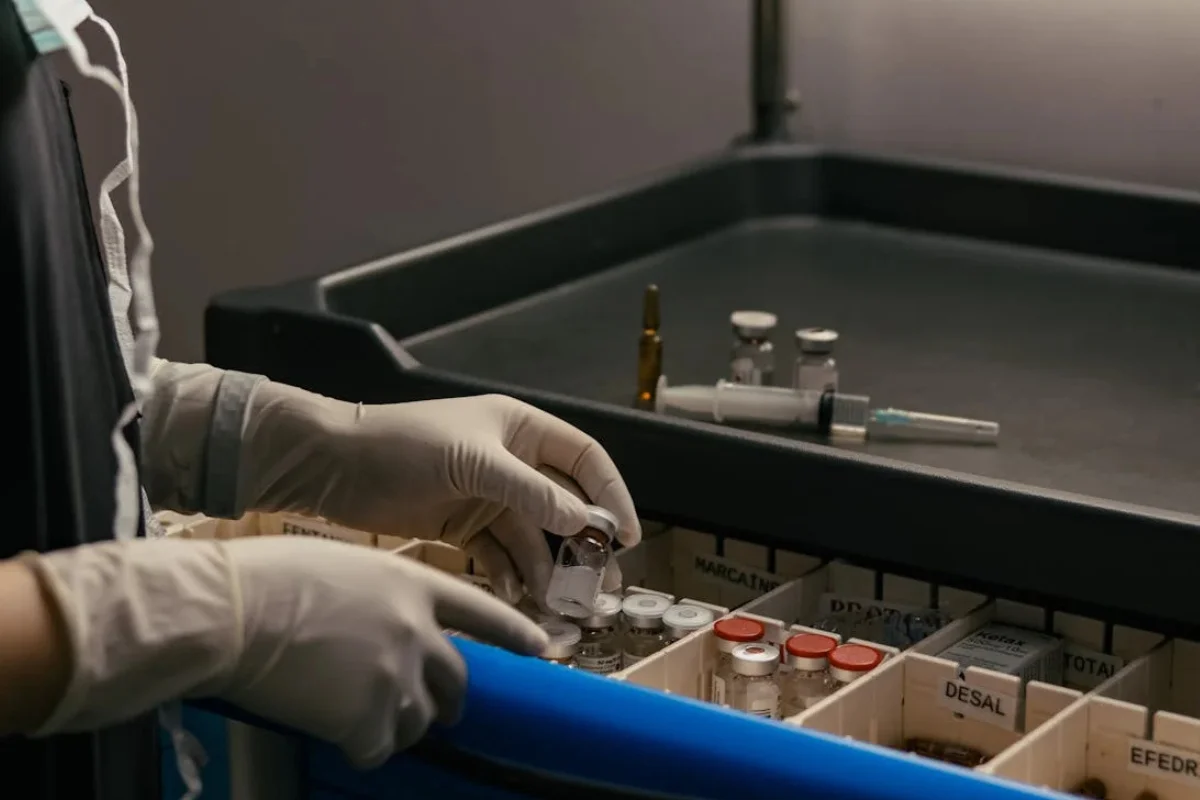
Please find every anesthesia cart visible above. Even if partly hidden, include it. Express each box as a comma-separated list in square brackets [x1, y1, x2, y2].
[196, 3, 1200, 798]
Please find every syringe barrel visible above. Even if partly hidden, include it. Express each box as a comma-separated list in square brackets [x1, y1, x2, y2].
[713, 380, 823, 427]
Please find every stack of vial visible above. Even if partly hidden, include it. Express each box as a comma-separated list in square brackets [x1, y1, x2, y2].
[728, 310, 840, 393]
[710, 618, 884, 721]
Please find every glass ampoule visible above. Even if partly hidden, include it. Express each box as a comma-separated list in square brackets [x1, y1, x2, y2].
[662, 603, 715, 643]
[781, 632, 838, 717]
[711, 617, 767, 706]
[546, 506, 619, 619]
[729, 310, 777, 386]
[634, 284, 663, 410]
[538, 620, 582, 667]
[825, 643, 883, 693]
[620, 593, 672, 668]
[575, 592, 624, 676]
[793, 327, 839, 392]
[728, 642, 782, 720]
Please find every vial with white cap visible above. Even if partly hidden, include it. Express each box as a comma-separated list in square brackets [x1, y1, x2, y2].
[711, 617, 767, 706]
[663, 603, 716, 643]
[538, 620, 582, 667]
[574, 592, 624, 675]
[793, 327, 839, 392]
[728, 642, 782, 719]
[546, 505, 619, 619]
[620, 593, 672, 667]
[729, 310, 777, 386]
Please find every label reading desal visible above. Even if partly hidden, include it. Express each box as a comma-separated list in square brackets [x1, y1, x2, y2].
[1127, 738, 1200, 787]
[817, 593, 926, 622]
[937, 678, 1019, 731]
[1062, 643, 1124, 689]
[688, 552, 783, 596]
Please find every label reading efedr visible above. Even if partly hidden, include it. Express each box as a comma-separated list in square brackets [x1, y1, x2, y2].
[936, 678, 1019, 731]
[1127, 738, 1200, 786]
[1062, 643, 1124, 689]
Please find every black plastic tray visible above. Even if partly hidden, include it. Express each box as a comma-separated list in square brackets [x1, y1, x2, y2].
[207, 145, 1200, 634]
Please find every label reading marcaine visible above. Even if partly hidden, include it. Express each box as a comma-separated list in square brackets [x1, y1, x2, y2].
[688, 552, 782, 596]
[936, 678, 1019, 731]
[1062, 643, 1123, 689]
[1127, 738, 1200, 787]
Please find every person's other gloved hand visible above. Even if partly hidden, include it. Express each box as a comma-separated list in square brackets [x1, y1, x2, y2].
[28, 536, 548, 768]
[237, 385, 642, 603]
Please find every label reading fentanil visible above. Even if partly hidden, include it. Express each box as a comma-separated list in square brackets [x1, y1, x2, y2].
[1127, 738, 1200, 787]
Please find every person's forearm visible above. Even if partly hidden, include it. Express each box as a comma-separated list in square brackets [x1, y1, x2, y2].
[0, 559, 72, 735]
[140, 358, 267, 519]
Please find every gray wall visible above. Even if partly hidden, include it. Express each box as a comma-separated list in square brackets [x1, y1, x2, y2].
[66, 0, 1200, 361]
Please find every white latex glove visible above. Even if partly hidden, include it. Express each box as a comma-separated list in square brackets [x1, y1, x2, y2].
[28, 536, 548, 768]
[238, 384, 642, 603]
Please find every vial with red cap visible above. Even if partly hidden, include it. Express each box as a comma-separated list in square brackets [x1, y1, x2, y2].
[825, 643, 884, 693]
[710, 617, 767, 706]
[781, 632, 838, 716]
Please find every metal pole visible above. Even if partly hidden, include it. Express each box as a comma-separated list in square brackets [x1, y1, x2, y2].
[749, 0, 793, 143]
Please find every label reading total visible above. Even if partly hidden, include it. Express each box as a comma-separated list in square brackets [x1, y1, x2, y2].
[1127, 738, 1200, 787]
[937, 678, 1019, 731]
[1062, 643, 1124, 689]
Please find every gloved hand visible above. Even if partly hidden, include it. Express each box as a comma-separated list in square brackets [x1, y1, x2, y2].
[237, 384, 642, 603]
[27, 535, 548, 768]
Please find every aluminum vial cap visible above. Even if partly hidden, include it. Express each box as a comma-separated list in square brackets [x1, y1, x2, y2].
[539, 620, 582, 660]
[579, 592, 622, 629]
[828, 643, 883, 683]
[785, 633, 838, 671]
[622, 593, 672, 628]
[582, 505, 619, 542]
[714, 617, 766, 654]
[731, 642, 780, 676]
[731, 310, 778, 340]
[796, 327, 838, 354]
[662, 604, 715, 638]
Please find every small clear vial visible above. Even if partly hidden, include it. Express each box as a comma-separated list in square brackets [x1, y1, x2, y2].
[662, 604, 715, 643]
[728, 642, 782, 719]
[781, 633, 838, 717]
[546, 506, 619, 619]
[793, 327, 839, 392]
[711, 617, 767, 706]
[538, 620, 581, 667]
[825, 643, 883, 693]
[620, 594, 672, 668]
[574, 592, 624, 675]
[729, 310, 778, 386]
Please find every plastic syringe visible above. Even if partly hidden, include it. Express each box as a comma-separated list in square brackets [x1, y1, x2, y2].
[655, 377, 999, 445]
[654, 377, 870, 436]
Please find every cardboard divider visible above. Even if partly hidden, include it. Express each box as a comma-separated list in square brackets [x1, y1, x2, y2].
[985, 639, 1200, 799]
[793, 652, 1081, 770]
[616, 526, 822, 610]
[155, 510, 407, 551]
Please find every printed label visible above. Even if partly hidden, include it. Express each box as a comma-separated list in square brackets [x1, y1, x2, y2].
[1127, 738, 1200, 787]
[937, 678, 1019, 731]
[576, 652, 622, 675]
[817, 593, 926, 621]
[688, 553, 783, 596]
[747, 703, 777, 719]
[1062, 643, 1124, 689]
[712, 674, 727, 705]
[275, 516, 374, 546]
[729, 357, 763, 385]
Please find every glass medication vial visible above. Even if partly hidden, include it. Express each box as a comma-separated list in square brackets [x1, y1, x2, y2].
[575, 592, 624, 675]
[538, 620, 582, 667]
[782, 632, 838, 716]
[728, 642, 782, 719]
[825, 643, 883, 693]
[793, 327, 839, 392]
[620, 593, 672, 667]
[663, 603, 715, 643]
[711, 617, 767, 706]
[546, 505, 619, 618]
[729, 310, 778, 386]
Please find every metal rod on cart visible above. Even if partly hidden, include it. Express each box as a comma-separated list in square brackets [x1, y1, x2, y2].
[750, 0, 792, 142]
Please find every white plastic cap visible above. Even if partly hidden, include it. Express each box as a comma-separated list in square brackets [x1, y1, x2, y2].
[539, 620, 582, 660]
[622, 593, 672, 628]
[731, 310, 778, 338]
[662, 604, 715, 638]
[579, 593, 623, 628]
